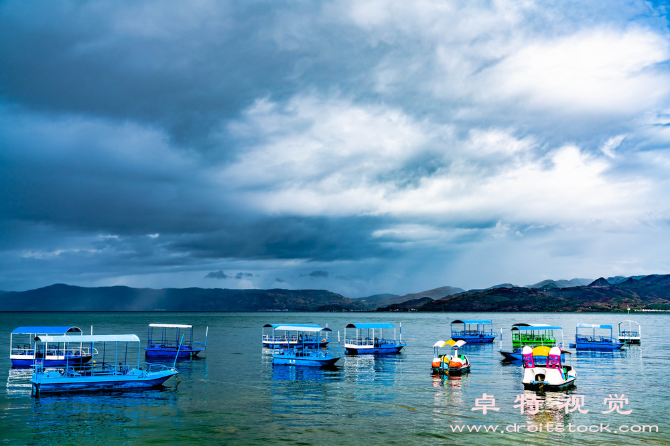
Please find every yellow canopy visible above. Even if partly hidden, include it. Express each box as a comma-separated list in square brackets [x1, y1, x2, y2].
[446, 339, 456, 346]
[532, 346, 551, 357]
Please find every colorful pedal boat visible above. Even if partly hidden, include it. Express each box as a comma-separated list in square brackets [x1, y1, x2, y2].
[431, 340, 470, 375]
[521, 346, 576, 391]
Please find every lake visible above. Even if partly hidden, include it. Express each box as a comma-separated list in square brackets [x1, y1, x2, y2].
[1, 311, 668, 445]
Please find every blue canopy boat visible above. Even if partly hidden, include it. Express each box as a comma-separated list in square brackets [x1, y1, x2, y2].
[269, 325, 341, 367]
[571, 324, 624, 350]
[145, 324, 208, 358]
[450, 319, 496, 343]
[31, 334, 179, 395]
[344, 323, 406, 354]
[500, 324, 569, 361]
[262, 324, 330, 348]
[10, 326, 97, 368]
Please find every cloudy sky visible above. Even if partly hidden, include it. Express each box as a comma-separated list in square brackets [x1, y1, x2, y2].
[1, 1, 670, 295]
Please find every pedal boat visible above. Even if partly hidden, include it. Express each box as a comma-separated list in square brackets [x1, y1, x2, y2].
[431, 340, 470, 375]
[30, 334, 178, 395]
[521, 346, 576, 391]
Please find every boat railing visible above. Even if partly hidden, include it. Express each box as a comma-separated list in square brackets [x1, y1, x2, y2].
[576, 335, 616, 343]
[144, 363, 177, 373]
[14, 346, 97, 357]
[618, 330, 639, 337]
[451, 330, 495, 337]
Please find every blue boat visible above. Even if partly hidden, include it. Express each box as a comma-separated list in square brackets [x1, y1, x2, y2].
[571, 324, 624, 350]
[344, 323, 406, 354]
[10, 326, 97, 368]
[262, 324, 330, 348]
[269, 325, 341, 367]
[450, 319, 497, 343]
[145, 324, 208, 358]
[500, 324, 569, 361]
[30, 334, 178, 395]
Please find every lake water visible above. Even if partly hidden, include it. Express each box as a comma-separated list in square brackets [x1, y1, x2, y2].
[1, 311, 669, 445]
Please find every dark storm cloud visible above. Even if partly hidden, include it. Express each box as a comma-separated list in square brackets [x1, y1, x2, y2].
[275, 278, 285, 283]
[307, 270, 329, 278]
[235, 272, 253, 279]
[205, 270, 229, 279]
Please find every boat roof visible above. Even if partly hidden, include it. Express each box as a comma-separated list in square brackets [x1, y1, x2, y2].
[35, 334, 140, 343]
[149, 324, 192, 328]
[512, 324, 562, 331]
[618, 320, 640, 325]
[345, 323, 395, 329]
[451, 319, 492, 325]
[577, 324, 613, 329]
[12, 326, 82, 335]
[263, 324, 331, 332]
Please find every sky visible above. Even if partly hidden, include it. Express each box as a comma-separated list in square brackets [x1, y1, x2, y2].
[1, 1, 670, 296]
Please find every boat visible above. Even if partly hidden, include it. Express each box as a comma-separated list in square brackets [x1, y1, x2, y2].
[450, 319, 496, 343]
[431, 340, 470, 375]
[618, 308, 641, 344]
[570, 324, 624, 350]
[262, 324, 330, 348]
[521, 346, 576, 391]
[269, 325, 341, 367]
[30, 334, 178, 395]
[500, 324, 569, 361]
[10, 326, 97, 368]
[344, 323, 405, 354]
[145, 324, 207, 358]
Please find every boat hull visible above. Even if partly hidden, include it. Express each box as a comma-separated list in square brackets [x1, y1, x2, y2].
[31, 371, 178, 394]
[345, 346, 404, 354]
[11, 355, 93, 368]
[272, 356, 340, 367]
[523, 377, 576, 391]
[500, 350, 567, 361]
[263, 341, 329, 348]
[618, 337, 641, 344]
[145, 347, 204, 358]
[574, 341, 624, 350]
[451, 335, 495, 344]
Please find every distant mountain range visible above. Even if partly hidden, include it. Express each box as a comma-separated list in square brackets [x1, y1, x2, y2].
[2, 275, 669, 312]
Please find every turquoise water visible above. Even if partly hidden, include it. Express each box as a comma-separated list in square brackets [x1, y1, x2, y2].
[1, 312, 669, 445]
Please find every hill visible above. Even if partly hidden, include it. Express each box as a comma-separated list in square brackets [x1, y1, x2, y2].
[352, 293, 400, 307]
[0, 284, 368, 312]
[417, 274, 670, 312]
[376, 297, 433, 312]
[528, 278, 593, 288]
[380, 286, 465, 306]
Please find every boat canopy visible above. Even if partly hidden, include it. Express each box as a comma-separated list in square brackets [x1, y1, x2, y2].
[345, 323, 395, 329]
[149, 324, 192, 328]
[451, 320, 492, 325]
[433, 340, 448, 348]
[35, 334, 140, 343]
[577, 324, 612, 329]
[264, 324, 331, 333]
[617, 320, 640, 326]
[11, 326, 82, 335]
[512, 324, 562, 331]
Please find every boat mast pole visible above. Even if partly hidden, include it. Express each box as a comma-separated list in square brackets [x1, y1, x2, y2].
[173, 334, 184, 368]
[399, 323, 402, 343]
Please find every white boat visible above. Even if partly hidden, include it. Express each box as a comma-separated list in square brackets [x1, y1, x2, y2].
[618, 309, 641, 344]
[521, 346, 576, 391]
[10, 326, 97, 367]
[30, 334, 178, 395]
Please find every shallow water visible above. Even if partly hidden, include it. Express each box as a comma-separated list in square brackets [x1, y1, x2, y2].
[1, 312, 668, 445]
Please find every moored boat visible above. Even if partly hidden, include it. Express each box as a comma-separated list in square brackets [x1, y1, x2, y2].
[521, 346, 576, 391]
[450, 319, 496, 343]
[262, 324, 330, 349]
[431, 340, 470, 375]
[30, 334, 178, 395]
[618, 310, 641, 344]
[145, 324, 207, 358]
[344, 323, 405, 354]
[500, 324, 568, 361]
[10, 326, 97, 368]
[269, 325, 341, 367]
[571, 324, 624, 350]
